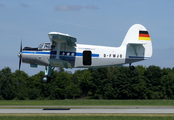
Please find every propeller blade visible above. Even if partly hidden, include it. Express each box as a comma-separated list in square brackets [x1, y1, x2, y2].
[19, 40, 22, 71]
[20, 40, 22, 52]
[19, 57, 21, 71]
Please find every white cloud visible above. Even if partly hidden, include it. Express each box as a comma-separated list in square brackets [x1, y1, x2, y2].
[85, 5, 98, 10]
[0, 4, 5, 7]
[55, 5, 83, 11]
[20, 3, 29, 8]
[55, 4, 98, 11]
[169, 46, 174, 50]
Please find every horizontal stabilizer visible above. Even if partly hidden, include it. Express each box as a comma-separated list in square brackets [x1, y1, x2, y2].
[128, 43, 144, 57]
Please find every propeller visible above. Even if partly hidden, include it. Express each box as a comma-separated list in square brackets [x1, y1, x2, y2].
[18, 40, 22, 71]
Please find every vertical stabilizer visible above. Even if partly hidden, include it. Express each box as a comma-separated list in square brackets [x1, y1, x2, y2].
[121, 24, 152, 59]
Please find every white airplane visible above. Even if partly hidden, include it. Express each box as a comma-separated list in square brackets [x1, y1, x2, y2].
[18, 24, 152, 83]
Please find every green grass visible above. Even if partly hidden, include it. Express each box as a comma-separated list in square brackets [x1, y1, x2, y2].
[0, 116, 174, 120]
[1, 114, 174, 119]
[0, 100, 174, 106]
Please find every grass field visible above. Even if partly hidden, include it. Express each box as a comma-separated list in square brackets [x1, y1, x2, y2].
[0, 114, 174, 120]
[0, 100, 174, 106]
[0, 116, 173, 120]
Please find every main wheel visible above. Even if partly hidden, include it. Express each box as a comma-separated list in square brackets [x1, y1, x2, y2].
[41, 75, 51, 83]
[130, 65, 135, 71]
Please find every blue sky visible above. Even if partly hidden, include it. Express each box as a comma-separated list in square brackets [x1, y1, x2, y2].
[0, 0, 174, 75]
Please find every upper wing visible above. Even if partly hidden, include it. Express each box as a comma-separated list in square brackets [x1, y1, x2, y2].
[48, 32, 76, 47]
[48, 32, 75, 68]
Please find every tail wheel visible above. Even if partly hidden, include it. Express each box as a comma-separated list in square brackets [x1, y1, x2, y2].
[41, 75, 51, 83]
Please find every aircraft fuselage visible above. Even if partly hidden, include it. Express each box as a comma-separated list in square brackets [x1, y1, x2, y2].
[22, 43, 146, 69]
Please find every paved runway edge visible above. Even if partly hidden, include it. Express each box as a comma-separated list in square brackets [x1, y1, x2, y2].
[1, 109, 174, 114]
[1, 106, 174, 109]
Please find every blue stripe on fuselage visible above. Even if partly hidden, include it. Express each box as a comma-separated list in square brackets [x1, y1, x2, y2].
[22, 51, 51, 54]
[22, 51, 99, 57]
[75, 53, 82, 56]
[129, 56, 150, 59]
[92, 54, 99, 57]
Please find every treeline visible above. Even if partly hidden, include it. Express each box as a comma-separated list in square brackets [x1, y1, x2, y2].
[0, 66, 174, 100]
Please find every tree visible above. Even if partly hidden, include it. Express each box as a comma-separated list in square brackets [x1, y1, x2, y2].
[79, 70, 92, 98]
[160, 73, 174, 99]
[101, 67, 119, 99]
[50, 71, 71, 99]
[89, 68, 108, 99]
[0, 67, 16, 100]
[116, 67, 134, 99]
[1, 65, 174, 100]
[26, 71, 44, 99]
[65, 70, 83, 99]
[66, 83, 82, 99]
[144, 66, 163, 99]
[13, 70, 29, 100]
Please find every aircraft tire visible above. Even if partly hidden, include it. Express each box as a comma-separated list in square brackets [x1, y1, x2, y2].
[130, 65, 135, 71]
[41, 75, 51, 83]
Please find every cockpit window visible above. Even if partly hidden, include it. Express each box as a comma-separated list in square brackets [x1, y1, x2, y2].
[38, 43, 51, 49]
[38, 43, 44, 49]
[44, 43, 51, 49]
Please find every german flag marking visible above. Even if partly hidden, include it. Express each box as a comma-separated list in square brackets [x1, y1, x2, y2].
[139, 31, 151, 41]
[139, 34, 150, 37]
[139, 37, 151, 40]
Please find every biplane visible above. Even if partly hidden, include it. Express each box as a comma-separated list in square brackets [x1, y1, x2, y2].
[18, 24, 152, 83]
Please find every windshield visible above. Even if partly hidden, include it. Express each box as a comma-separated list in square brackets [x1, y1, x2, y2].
[38, 43, 51, 49]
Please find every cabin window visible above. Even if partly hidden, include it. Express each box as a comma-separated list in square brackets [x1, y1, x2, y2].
[109, 54, 111, 57]
[113, 54, 116, 57]
[62, 52, 65, 55]
[67, 52, 70, 56]
[83, 51, 91, 65]
[104, 54, 106, 57]
[71, 53, 75, 56]
[120, 54, 122, 58]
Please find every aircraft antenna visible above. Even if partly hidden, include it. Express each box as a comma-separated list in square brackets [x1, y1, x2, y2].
[98, 40, 102, 45]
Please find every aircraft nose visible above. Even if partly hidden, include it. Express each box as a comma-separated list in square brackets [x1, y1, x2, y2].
[18, 52, 22, 58]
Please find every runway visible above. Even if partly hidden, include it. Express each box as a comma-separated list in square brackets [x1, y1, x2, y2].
[1, 108, 174, 114]
[1, 106, 174, 109]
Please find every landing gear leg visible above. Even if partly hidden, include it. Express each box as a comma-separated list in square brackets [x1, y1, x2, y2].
[129, 63, 135, 71]
[41, 66, 55, 83]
